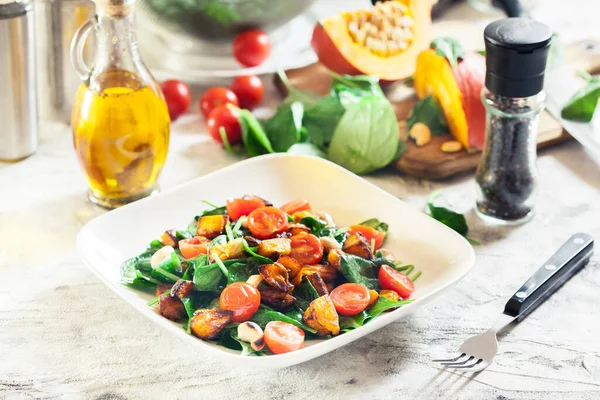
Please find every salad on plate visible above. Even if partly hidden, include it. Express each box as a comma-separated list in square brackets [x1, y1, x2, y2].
[120, 195, 420, 356]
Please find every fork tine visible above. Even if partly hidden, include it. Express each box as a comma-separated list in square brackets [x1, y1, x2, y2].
[432, 353, 466, 363]
[441, 355, 474, 366]
[447, 359, 484, 370]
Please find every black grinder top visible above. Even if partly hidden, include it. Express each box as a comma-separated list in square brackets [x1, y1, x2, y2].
[484, 18, 553, 98]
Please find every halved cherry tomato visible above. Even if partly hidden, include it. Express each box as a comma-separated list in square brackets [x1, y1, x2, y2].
[179, 236, 210, 259]
[200, 87, 239, 118]
[233, 30, 271, 67]
[378, 265, 415, 298]
[280, 200, 311, 216]
[226, 196, 266, 220]
[348, 225, 385, 250]
[329, 283, 371, 316]
[219, 282, 261, 322]
[264, 321, 305, 354]
[207, 104, 242, 145]
[247, 206, 289, 239]
[290, 233, 323, 264]
[231, 75, 264, 110]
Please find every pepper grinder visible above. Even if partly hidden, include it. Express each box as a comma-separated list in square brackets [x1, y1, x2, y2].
[475, 18, 552, 225]
[0, 0, 38, 161]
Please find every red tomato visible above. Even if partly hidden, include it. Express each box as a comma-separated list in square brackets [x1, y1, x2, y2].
[290, 233, 323, 264]
[247, 206, 289, 239]
[231, 75, 264, 109]
[329, 283, 371, 316]
[348, 225, 385, 250]
[378, 265, 415, 299]
[207, 105, 242, 145]
[219, 282, 261, 322]
[264, 321, 305, 354]
[160, 79, 191, 121]
[226, 196, 266, 220]
[280, 200, 311, 216]
[233, 30, 271, 67]
[200, 87, 239, 118]
[179, 236, 210, 259]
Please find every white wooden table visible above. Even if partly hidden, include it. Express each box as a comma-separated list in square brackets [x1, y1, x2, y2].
[2, 1, 600, 399]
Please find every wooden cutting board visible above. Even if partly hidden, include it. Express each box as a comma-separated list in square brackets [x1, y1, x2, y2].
[273, 21, 600, 179]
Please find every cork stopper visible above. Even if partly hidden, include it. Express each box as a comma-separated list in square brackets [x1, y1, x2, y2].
[94, 0, 136, 18]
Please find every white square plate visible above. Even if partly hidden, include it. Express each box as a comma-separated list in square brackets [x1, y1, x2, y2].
[77, 154, 475, 369]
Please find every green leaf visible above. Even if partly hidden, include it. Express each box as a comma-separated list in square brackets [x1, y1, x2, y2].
[195, 206, 227, 219]
[303, 95, 346, 149]
[287, 142, 327, 158]
[338, 253, 380, 290]
[241, 239, 273, 264]
[236, 108, 275, 156]
[317, 226, 348, 246]
[293, 277, 320, 311]
[276, 70, 321, 108]
[358, 218, 389, 239]
[427, 190, 469, 236]
[251, 307, 317, 334]
[476, 50, 485, 57]
[328, 72, 385, 98]
[407, 95, 449, 135]
[431, 37, 465, 68]
[340, 311, 367, 331]
[219, 327, 259, 356]
[365, 297, 413, 320]
[192, 256, 225, 291]
[227, 259, 259, 284]
[299, 216, 327, 233]
[265, 101, 304, 152]
[560, 78, 600, 122]
[328, 95, 399, 174]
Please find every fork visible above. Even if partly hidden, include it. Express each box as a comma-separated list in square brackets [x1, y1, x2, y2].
[434, 233, 594, 372]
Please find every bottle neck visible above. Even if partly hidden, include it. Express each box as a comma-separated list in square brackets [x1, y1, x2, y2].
[94, 10, 140, 73]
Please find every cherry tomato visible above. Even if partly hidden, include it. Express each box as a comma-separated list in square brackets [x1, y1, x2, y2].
[329, 283, 371, 316]
[219, 282, 261, 322]
[226, 196, 266, 220]
[280, 200, 311, 216]
[378, 265, 415, 299]
[348, 225, 385, 250]
[160, 79, 191, 121]
[247, 206, 289, 239]
[179, 236, 210, 259]
[207, 104, 242, 145]
[264, 321, 305, 354]
[231, 75, 264, 109]
[233, 29, 271, 67]
[200, 87, 239, 118]
[290, 233, 323, 264]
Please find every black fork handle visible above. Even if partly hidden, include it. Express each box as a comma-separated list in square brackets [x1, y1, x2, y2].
[504, 233, 594, 321]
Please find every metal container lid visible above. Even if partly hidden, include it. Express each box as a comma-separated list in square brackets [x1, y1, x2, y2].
[0, 0, 32, 20]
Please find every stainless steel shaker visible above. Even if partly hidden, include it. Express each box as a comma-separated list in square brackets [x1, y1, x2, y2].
[0, 0, 38, 161]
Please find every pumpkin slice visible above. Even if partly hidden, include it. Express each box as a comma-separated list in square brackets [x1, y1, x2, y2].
[311, 0, 432, 81]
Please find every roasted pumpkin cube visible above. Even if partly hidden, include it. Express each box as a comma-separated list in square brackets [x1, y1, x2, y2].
[300, 264, 337, 281]
[209, 238, 244, 262]
[189, 308, 233, 340]
[196, 215, 229, 239]
[171, 279, 194, 299]
[259, 263, 294, 292]
[291, 210, 313, 223]
[326, 249, 342, 270]
[380, 289, 400, 302]
[155, 282, 173, 297]
[303, 295, 340, 336]
[343, 232, 373, 260]
[277, 256, 303, 280]
[160, 229, 178, 247]
[258, 282, 296, 311]
[367, 289, 380, 309]
[305, 273, 329, 296]
[159, 293, 186, 321]
[257, 238, 291, 259]
[288, 223, 311, 236]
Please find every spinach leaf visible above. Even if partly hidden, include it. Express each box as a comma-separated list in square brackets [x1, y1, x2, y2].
[299, 216, 326, 233]
[227, 259, 259, 284]
[407, 95, 449, 135]
[195, 206, 227, 220]
[219, 327, 262, 356]
[329, 72, 385, 98]
[287, 142, 327, 158]
[293, 277, 319, 310]
[303, 95, 346, 149]
[365, 297, 413, 320]
[237, 108, 275, 156]
[266, 101, 304, 152]
[193, 257, 225, 291]
[338, 253, 380, 290]
[430, 37, 464, 68]
[358, 218, 389, 239]
[340, 311, 367, 331]
[276, 70, 321, 108]
[251, 307, 316, 334]
[318, 227, 348, 246]
[210, 234, 227, 247]
[427, 190, 468, 236]
[328, 95, 399, 175]
[560, 73, 600, 122]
